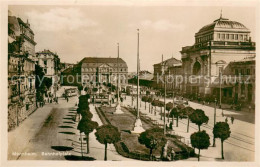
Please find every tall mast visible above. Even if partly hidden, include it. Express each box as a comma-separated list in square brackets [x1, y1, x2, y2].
[137, 29, 140, 118]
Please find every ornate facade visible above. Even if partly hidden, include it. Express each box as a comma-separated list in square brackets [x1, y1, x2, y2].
[80, 57, 128, 87]
[180, 16, 255, 104]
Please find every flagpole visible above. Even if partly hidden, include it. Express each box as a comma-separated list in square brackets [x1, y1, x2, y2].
[132, 29, 144, 133]
[115, 43, 123, 114]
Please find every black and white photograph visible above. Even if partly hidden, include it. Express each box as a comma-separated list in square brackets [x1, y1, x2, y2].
[0, 0, 259, 167]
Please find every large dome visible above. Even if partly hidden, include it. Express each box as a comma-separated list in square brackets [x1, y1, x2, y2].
[197, 17, 249, 34]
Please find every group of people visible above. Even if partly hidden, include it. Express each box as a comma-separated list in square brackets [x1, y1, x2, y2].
[222, 112, 235, 124]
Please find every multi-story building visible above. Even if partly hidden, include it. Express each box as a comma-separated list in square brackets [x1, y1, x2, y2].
[166, 65, 183, 93]
[228, 56, 255, 104]
[36, 49, 61, 95]
[180, 15, 255, 105]
[60, 62, 75, 72]
[80, 57, 128, 88]
[153, 57, 182, 89]
[8, 11, 37, 130]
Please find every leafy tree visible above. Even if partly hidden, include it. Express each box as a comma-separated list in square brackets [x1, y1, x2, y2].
[92, 87, 98, 93]
[77, 118, 98, 153]
[141, 96, 148, 110]
[151, 100, 159, 115]
[190, 130, 210, 161]
[181, 107, 195, 132]
[213, 122, 231, 159]
[166, 102, 173, 122]
[78, 85, 83, 91]
[43, 77, 52, 90]
[138, 127, 167, 160]
[170, 107, 181, 127]
[189, 109, 209, 131]
[147, 97, 153, 113]
[169, 107, 177, 126]
[146, 90, 150, 96]
[35, 64, 46, 103]
[158, 101, 164, 120]
[95, 124, 121, 161]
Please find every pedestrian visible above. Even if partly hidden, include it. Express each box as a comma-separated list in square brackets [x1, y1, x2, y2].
[225, 117, 228, 123]
[66, 97, 69, 102]
[56, 97, 59, 104]
[171, 148, 175, 161]
[231, 116, 234, 124]
[222, 111, 224, 117]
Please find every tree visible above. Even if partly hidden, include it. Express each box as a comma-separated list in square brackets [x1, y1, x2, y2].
[190, 130, 210, 161]
[35, 64, 46, 104]
[141, 96, 148, 110]
[147, 97, 153, 113]
[77, 118, 98, 154]
[138, 127, 167, 160]
[92, 87, 98, 93]
[169, 107, 177, 126]
[78, 85, 83, 92]
[189, 109, 209, 131]
[170, 107, 181, 127]
[151, 100, 159, 115]
[181, 107, 195, 133]
[166, 102, 173, 122]
[213, 122, 231, 159]
[158, 101, 164, 120]
[95, 124, 121, 161]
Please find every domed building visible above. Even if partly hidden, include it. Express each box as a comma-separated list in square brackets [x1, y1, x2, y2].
[180, 15, 255, 105]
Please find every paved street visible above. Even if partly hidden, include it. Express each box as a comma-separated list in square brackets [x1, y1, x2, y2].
[8, 86, 79, 160]
[124, 95, 255, 161]
[8, 86, 135, 161]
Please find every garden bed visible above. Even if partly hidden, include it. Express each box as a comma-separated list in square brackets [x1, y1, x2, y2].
[96, 106, 194, 161]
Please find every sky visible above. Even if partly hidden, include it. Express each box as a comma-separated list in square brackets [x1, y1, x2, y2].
[8, 5, 256, 72]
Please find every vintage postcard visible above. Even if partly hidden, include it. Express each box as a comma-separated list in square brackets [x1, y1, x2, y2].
[0, 0, 259, 167]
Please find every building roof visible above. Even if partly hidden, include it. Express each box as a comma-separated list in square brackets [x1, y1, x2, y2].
[230, 56, 255, 64]
[153, 57, 182, 67]
[196, 17, 250, 35]
[36, 49, 59, 58]
[80, 57, 127, 68]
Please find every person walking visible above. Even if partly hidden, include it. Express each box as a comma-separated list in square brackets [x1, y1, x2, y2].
[171, 148, 175, 161]
[231, 116, 234, 124]
[225, 117, 228, 123]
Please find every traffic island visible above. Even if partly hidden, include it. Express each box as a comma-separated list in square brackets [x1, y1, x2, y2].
[96, 106, 195, 161]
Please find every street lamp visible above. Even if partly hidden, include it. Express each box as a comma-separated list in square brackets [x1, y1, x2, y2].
[212, 98, 217, 147]
[219, 71, 222, 109]
[161, 55, 167, 135]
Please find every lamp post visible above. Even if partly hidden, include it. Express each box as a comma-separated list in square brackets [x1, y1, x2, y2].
[219, 71, 222, 109]
[115, 43, 123, 114]
[212, 98, 217, 147]
[132, 29, 145, 133]
[161, 55, 167, 135]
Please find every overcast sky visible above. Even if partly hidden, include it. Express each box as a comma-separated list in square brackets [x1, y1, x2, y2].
[9, 5, 256, 72]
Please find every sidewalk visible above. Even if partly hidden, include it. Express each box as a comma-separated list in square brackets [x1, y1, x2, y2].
[8, 103, 58, 160]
